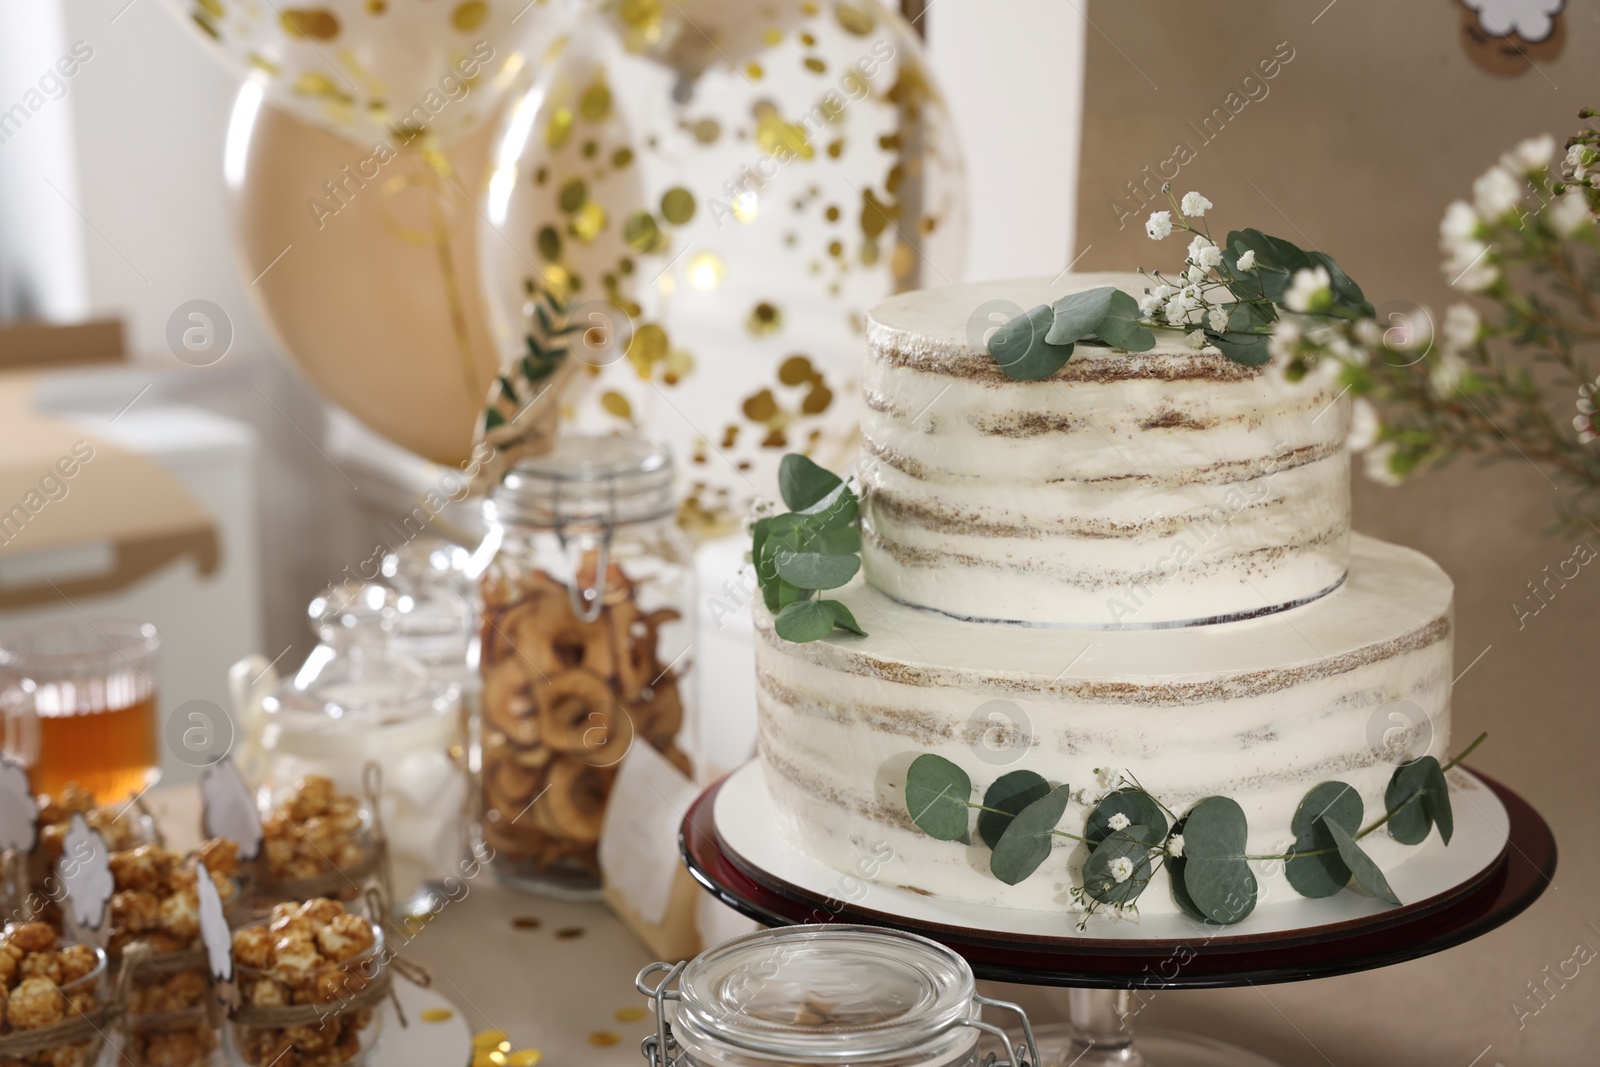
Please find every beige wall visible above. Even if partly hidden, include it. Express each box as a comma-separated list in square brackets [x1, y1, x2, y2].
[1054, 1, 1599, 1062]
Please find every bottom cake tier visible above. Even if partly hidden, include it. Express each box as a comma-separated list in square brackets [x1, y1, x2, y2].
[753, 534, 1453, 918]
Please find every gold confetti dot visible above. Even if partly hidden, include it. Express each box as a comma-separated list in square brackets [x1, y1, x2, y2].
[512, 915, 543, 930]
[687, 251, 726, 290]
[748, 302, 783, 335]
[507, 1052, 543, 1067]
[803, 57, 826, 74]
[800, 31, 817, 46]
[825, 205, 841, 222]
[452, 1, 489, 31]
[743, 389, 778, 421]
[292, 72, 351, 103]
[197, 0, 225, 16]
[745, 62, 764, 80]
[835, 2, 876, 35]
[366, 0, 387, 12]
[536, 226, 562, 262]
[580, 80, 613, 122]
[802, 382, 834, 414]
[474, 1030, 510, 1051]
[827, 240, 843, 258]
[546, 107, 574, 149]
[661, 187, 696, 225]
[778, 355, 815, 386]
[246, 52, 281, 75]
[568, 201, 606, 243]
[615, 1006, 649, 1022]
[826, 140, 844, 159]
[589, 1031, 623, 1047]
[281, 8, 341, 40]
[690, 118, 721, 144]
[600, 392, 633, 420]
[558, 178, 588, 213]
[762, 27, 784, 45]
[422, 1007, 456, 1023]
[623, 210, 664, 252]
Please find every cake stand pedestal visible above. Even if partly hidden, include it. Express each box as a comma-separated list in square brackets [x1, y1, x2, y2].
[678, 769, 1556, 1067]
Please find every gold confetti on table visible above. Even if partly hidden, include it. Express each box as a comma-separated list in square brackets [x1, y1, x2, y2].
[474, 1030, 511, 1051]
[615, 1006, 648, 1022]
[506, 1051, 543, 1067]
[589, 1031, 623, 1047]
[421, 1007, 456, 1022]
[512, 916, 543, 930]
[555, 926, 585, 940]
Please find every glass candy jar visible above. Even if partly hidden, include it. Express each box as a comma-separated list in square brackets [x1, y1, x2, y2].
[479, 435, 694, 896]
[635, 926, 1036, 1067]
[0, 935, 109, 1067]
[256, 585, 467, 912]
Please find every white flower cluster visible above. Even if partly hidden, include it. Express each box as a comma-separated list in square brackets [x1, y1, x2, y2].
[1108, 856, 1135, 884]
[1107, 812, 1130, 831]
[1575, 377, 1600, 445]
[1439, 199, 1497, 293]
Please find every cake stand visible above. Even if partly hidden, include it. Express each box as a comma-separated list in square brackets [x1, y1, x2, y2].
[678, 766, 1556, 1067]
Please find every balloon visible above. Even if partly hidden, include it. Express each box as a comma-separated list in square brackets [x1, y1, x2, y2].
[167, 0, 568, 146]
[228, 85, 561, 467]
[479, 2, 967, 536]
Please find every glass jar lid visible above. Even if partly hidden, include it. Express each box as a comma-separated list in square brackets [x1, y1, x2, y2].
[487, 434, 674, 529]
[667, 926, 977, 1067]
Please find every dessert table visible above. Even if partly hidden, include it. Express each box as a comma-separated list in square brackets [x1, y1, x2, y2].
[144, 785, 1581, 1066]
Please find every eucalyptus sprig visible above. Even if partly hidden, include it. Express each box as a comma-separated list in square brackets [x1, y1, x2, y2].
[483, 283, 572, 432]
[751, 454, 867, 643]
[902, 732, 1486, 929]
[984, 185, 1373, 380]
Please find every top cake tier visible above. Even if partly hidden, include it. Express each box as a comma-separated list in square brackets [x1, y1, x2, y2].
[860, 273, 1351, 628]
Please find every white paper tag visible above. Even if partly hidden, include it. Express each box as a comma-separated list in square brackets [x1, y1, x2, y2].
[196, 860, 234, 984]
[201, 757, 264, 860]
[598, 742, 699, 926]
[59, 814, 112, 931]
[0, 757, 36, 854]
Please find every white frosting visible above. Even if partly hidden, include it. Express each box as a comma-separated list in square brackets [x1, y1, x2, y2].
[862, 274, 1351, 627]
[754, 535, 1453, 916]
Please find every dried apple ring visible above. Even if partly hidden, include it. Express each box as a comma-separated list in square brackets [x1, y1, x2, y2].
[538, 670, 633, 763]
[533, 759, 613, 845]
[513, 592, 617, 681]
[483, 660, 540, 746]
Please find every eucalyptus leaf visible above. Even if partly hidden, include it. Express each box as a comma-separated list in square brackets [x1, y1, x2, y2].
[1177, 796, 1257, 925]
[1227, 300, 1276, 332]
[978, 770, 1050, 849]
[826, 600, 865, 637]
[1420, 759, 1453, 845]
[990, 784, 1072, 885]
[988, 304, 1073, 381]
[1165, 817, 1208, 922]
[1085, 789, 1168, 848]
[1322, 817, 1401, 905]
[775, 552, 860, 590]
[1205, 330, 1273, 366]
[1095, 290, 1157, 352]
[1082, 826, 1156, 906]
[904, 755, 972, 841]
[779, 454, 844, 511]
[1045, 287, 1118, 346]
[1384, 759, 1435, 845]
[773, 599, 835, 643]
[1305, 251, 1375, 318]
[1285, 781, 1363, 898]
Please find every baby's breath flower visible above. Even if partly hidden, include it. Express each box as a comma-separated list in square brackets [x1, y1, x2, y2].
[1166, 834, 1184, 859]
[1472, 165, 1523, 219]
[1109, 856, 1135, 884]
[1363, 442, 1404, 487]
[1108, 812, 1131, 832]
[1285, 266, 1332, 313]
[1440, 200, 1481, 245]
[1180, 191, 1213, 217]
[1145, 210, 1173, 241]
[1501, 134, 1555, 176]
[1208, 307, 1230, 332]
[1347, 398, 1381, 452]
[1183, 330, 1208, 350]
[1235, 249, 1257, 271]
[1429, 352, 1468, 399]
[1441, 303, 1480, 354]
[1268, 318, 1303, 362]
[1548, 189, 1593, 237]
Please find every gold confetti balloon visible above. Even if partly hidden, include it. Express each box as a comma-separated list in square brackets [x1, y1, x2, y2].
[161, 0, 575, 147]
[478, 0, 967, 535]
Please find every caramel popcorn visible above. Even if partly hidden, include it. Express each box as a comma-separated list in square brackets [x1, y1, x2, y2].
[261, 778, 369, 887]
[0, 923, 103, 1066]
[230, 900, 380, 1067]
[35, 783, 147, 861]
[107, 841, 239, 958]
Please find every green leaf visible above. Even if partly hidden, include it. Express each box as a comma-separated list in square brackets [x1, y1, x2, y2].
[988, 304, 1073, 381]
[775, 552, 860, 590]
[756, 525, 804, 612]
[825, 600, 865, 637]
[1285, 782, 1363, 898]
[774, 599, 835, 643]
[1205, 330, 1273, 366]
[978, 770, 1050, 850]
[1179, 797, 1256, 925]
[990, 784, 1071, 885]
[1322, 817, 1401, 905]
[1421, 760, 1453, 846]
[484, 408, 506, 430]
[1305, 251, 1375, 318]
[1385, 759, 1434, 845]
[1165, 817, 1208, 922]
[1094, 290, 1156, 352]
[1045, 287, 1118, 345]
[1227, 300, 1276, 332]
[1085, 789, 1168, 848]
[779, 454, 843, 511]
[904, 755, 972, 841]
[1082, 827, 1156, 907]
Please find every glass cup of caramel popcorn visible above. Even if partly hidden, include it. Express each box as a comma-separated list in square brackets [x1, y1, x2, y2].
[0, 923, 108, 1067]
[226, 899, 385, 1067]
[116, 949, 222, 1067]
[254, 776, 378, 910]
[107, 838, 242, 962]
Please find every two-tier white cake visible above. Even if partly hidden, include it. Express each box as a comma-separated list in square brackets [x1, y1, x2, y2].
[753, 274, 1453, 918]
